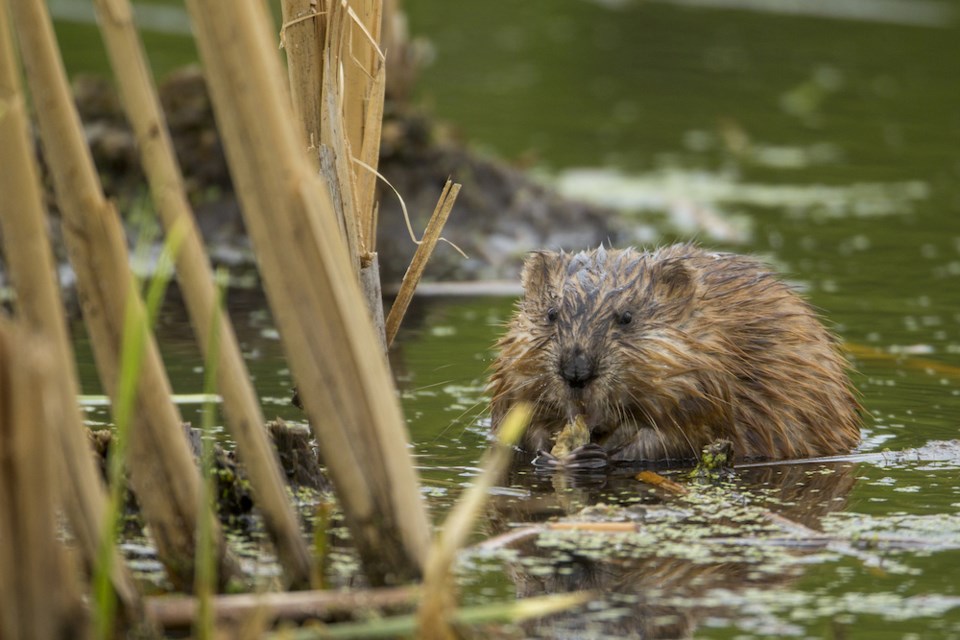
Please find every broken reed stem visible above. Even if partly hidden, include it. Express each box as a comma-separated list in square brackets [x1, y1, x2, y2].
[385, 180, 461, 347]
[0, 322, 89, 639]
[319, 1, 360, 264]
[309, 0, 385, 253]
[92, 0, 312, 589]
[183, 0, 432, 585]
[307, 1, 463, 352]
[286, 0, 389, 348]
[345, 0, 386, 248]
[342, 0, 381, 167]
[311, 0, 386, 256]
[360, 252, 388, 352]
[280, 0, 324, 167]
[0, 0, 142, 618]
[355, 57, 386, 249]
[6, 0, 237, 590]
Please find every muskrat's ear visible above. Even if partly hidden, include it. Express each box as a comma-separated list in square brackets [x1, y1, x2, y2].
[520, 251, 562, 297]
[655, 258, 696, 299]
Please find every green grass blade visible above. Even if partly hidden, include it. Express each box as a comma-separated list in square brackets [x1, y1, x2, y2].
[272, 592, 591, 639]
[92, 219, 186, 639]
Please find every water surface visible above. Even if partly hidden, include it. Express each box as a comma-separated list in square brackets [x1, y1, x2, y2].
[54, 0, 960, 636]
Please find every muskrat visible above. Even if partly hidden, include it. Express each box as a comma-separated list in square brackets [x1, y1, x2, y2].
[487, 244, 861, 467]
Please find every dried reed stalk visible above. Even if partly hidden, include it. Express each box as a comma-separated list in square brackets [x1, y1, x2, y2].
[319, 0, 362, 265]
[309, 3, 460, 346]
[5, 0, 237, 589]
[385, 180, 461, 346]
[0, 2, 142, 616]
[291, 0, 389, 344]
[343, 0, 385, 247]
[183, 0, 431, 584]
[342, 0, 380, 162]
[91, 0, 312, 589]
[300, 0, 385, 251]
[361, 252, 389, 352]
[281, 0, 324, 167]
[145, 586, 418, 629]
[0, 321, 89, 639]
[416, 404, 531, 638]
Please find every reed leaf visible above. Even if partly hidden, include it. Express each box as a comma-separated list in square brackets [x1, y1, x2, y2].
[93, 222, 185, 640]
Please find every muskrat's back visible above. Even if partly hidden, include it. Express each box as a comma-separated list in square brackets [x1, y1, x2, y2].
[488, 244, 861, 463]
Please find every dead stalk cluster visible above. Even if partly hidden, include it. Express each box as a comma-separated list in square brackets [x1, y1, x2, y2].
[0, 0, 479, 635]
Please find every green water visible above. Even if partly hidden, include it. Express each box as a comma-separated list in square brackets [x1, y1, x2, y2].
[398, 3, 960, 637]
[54, 0, 960, 637]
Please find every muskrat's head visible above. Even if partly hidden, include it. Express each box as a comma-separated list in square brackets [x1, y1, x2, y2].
[513, 245, 722, 444]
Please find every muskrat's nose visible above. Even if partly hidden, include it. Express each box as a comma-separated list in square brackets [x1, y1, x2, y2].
[560, 349, 596, 389]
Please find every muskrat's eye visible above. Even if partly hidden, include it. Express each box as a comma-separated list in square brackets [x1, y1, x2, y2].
[546, 307, 559, 323]
[617, 311, 633, 326]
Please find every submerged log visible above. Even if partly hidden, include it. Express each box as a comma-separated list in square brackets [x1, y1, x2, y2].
[267, 419, 328, 492]
[88, 420, 329, 522]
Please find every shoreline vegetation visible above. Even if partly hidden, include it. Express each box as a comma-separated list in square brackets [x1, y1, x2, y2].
[1, 0, 580, 635]
[47, 66, 617, 287]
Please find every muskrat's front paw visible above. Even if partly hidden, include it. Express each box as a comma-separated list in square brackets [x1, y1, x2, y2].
[533, 444, 608, 471]
[532, 450, 562, 469]
[563, 443, 609, 469]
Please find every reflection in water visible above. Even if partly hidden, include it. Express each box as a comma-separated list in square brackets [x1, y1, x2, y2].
[480, 462, 857, 638]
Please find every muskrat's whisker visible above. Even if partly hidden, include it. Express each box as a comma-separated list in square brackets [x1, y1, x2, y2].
[440, 398, 492, 440]
[651, 417, 674, 462]
[623, 389, 670, 461]
[668, 413, 700, 462]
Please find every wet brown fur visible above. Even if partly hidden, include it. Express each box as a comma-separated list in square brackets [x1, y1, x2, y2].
[487, 244, 862, 463]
